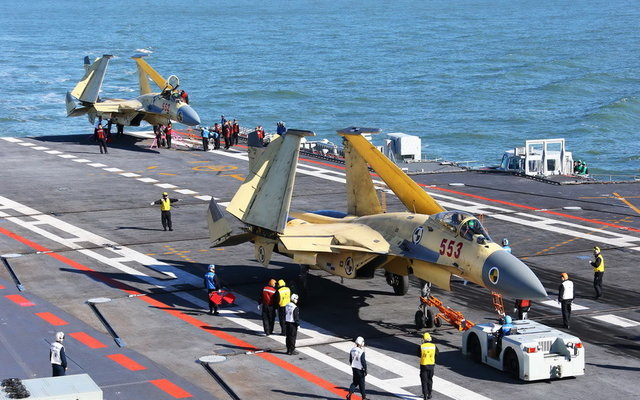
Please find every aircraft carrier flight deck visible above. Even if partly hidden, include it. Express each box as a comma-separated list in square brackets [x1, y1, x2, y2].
[0, 132, 638, 400]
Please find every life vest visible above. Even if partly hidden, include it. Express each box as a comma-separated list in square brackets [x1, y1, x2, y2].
[560, 280, 574, 300]
[160, 198, 171, 211]
[285, 302, 297, 322]
[350, 347, 365, 370]
[516, 299, 530, 308]
[277, 286, 291, 307]
[420, 342, 436, 366]
[50, 342, 64, 365]
[262, 286, 276, 305]
[96, 128, 105, 139]
[593, 254, 605, 272]
[205, 272, 217, 290]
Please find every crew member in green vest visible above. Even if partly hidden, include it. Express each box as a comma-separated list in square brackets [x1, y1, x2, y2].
[590, 246, 605, 299]
[150, 192, 180, 231]
[418, 332, 438, 399]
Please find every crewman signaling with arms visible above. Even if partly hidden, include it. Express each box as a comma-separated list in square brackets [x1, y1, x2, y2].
[590, 246, 605, 299]
[419, 332, 438, 400]
[150, 192, 180, 231]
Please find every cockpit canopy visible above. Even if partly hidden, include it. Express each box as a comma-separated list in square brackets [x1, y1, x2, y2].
[431, 211, 492, 243]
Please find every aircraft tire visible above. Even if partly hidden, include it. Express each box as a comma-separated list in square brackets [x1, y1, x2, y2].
[414, 310, 425, 330]
[389, 274, 409, 295]
[434, 317, 442, 328]
[425, 309, 434, 328]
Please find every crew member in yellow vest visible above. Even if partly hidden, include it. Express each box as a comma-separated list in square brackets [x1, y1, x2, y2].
[273, 279, 291, 335]
[150, 192, 180, 231]
[418, 332, 438, 399]
[590, 246, 605, 299]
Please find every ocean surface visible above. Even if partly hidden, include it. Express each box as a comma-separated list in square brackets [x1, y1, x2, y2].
[1, 0, 638, 177]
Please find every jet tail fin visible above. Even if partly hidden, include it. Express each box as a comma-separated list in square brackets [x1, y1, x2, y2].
[70, 55, 112, 104]
[338, 127, 445, 215]
[226, 130, 315, 233]
[343, 131, 384, 216]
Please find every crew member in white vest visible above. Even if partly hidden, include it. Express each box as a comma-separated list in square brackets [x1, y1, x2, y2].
[558, 272, 574, 329]
[346, 336, 368, 400]
[284, 293, 300, 355]
[50, 331, 67, 377]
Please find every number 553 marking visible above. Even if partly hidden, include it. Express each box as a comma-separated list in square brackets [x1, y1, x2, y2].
[439, 239, 463, 258]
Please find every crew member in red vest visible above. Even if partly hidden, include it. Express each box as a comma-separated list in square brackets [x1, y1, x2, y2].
[514, 299, 530, 320]
[96, 124, 108, 154]
[258, 279, 277, 335]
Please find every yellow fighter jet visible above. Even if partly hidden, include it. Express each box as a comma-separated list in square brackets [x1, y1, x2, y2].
[65, 54, 200, 127]
[208, 127, 547, 301]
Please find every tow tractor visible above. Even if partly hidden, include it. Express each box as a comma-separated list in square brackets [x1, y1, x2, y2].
[462, 319, 585, 381]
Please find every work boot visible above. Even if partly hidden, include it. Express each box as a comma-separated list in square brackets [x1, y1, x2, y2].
[346, 392, 352, 400]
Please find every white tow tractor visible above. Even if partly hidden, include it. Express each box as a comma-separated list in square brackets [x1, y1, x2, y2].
[462, 319, 585, 381]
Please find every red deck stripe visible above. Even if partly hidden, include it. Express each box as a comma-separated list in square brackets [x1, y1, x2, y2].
[0, 226, 353, 398]
[68, 332, 107, 349]
[35, 312, 68, 326]
[0, 284, 5, 289]
[149, 379, 192, 398]
[107, 354, 146, 371]
[5, 294, 35, 307]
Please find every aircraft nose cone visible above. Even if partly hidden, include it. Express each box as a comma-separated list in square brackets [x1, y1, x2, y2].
[178, 105, 201, 126]
[482, 250, 547, 299]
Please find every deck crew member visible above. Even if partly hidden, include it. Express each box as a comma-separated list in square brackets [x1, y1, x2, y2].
[259, 279, 277, 335]
[495, 315, 513, 356]
[150, 192, 180, 231]
[346, 336, 367, 400]
[200, 126, 210, 151]
[558, 272, 574, 329]
[285, 293, 300, 355]
[212, 123, 221, 149]
[514, 299, 530, 320]
[204, 264, 221, 315]
[590, 246, 605, 299]
[96, 124, 108, 154]
[273, 279, 291, 334]
[50, 332, 67, 377]
[418, 333, 438, 400]
[165, 123, 173, 149]
[501, 238, 511, 253]
[232, 119, 239, 145]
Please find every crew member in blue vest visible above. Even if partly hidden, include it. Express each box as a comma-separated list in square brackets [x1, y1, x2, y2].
[150, 192, 180, 231]
[418, 332, 438, 400]
[204, 264, 221, 315]
[495, 315, 513, 356]
[200, 126, 210, 151]
[346, 336, 367, 400]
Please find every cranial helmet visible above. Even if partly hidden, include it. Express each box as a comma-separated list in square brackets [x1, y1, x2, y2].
[593, 246, 601, 254]
[291, 293, 299, 303]
[278, 279, 286, 287]
[55, 332, 65, 342]
[561, 272, 568, 280]
[502, 238, 509, 246]
[504, 315, 512, 324]
[355, 336, 365, 346]
[423, 332, 432, 341]
[268, 279, 277, 287]
[209, 264, 215, 272]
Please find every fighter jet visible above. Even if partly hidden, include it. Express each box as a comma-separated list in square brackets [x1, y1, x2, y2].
[65, 54, 200, 128]
[207, 127, 547, 301]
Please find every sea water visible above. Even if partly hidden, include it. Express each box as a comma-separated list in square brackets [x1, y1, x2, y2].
[1, 0, 638, 177]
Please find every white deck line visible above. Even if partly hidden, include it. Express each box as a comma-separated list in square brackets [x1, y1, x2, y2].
[1, 137, 23, 142]
[194, 195, 213, 201]
[592, 314, 640, 327]
[137, 178, 158, 183]
[174, 189, 197, 195]
[88, 163, 107, 167]
[57, 154, 76, 159]
[539, 300, 589, 311]
[120, 172, 141, 178]
[45, 150, 62, 154]
[155, 183, 177, 189]
[103, 167, 123, 172]
[72, 159, 91, 163]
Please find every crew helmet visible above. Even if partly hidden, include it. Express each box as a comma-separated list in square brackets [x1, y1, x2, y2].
[423, 332, 432, 341]
[278, 279, 286, 287]
[162, 192, 168, 196]
[593, 246, 601, 254]
[55, 332, 65, 342]
[355, 336, 365, 346]
[561, 272, 569, 280]
[502, 238, 509, 246]
[268, 279, 277, 287]
[291, 293, 299, 303]
[504, 315, 512, 324]
[208, 264, 215, 272]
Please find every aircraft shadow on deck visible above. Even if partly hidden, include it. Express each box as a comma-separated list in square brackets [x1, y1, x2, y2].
[33, 134, 162, 154]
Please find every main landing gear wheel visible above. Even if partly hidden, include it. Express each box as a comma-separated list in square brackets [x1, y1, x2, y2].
[414, 309, 434, 329]
[385, 272, 409, 295]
